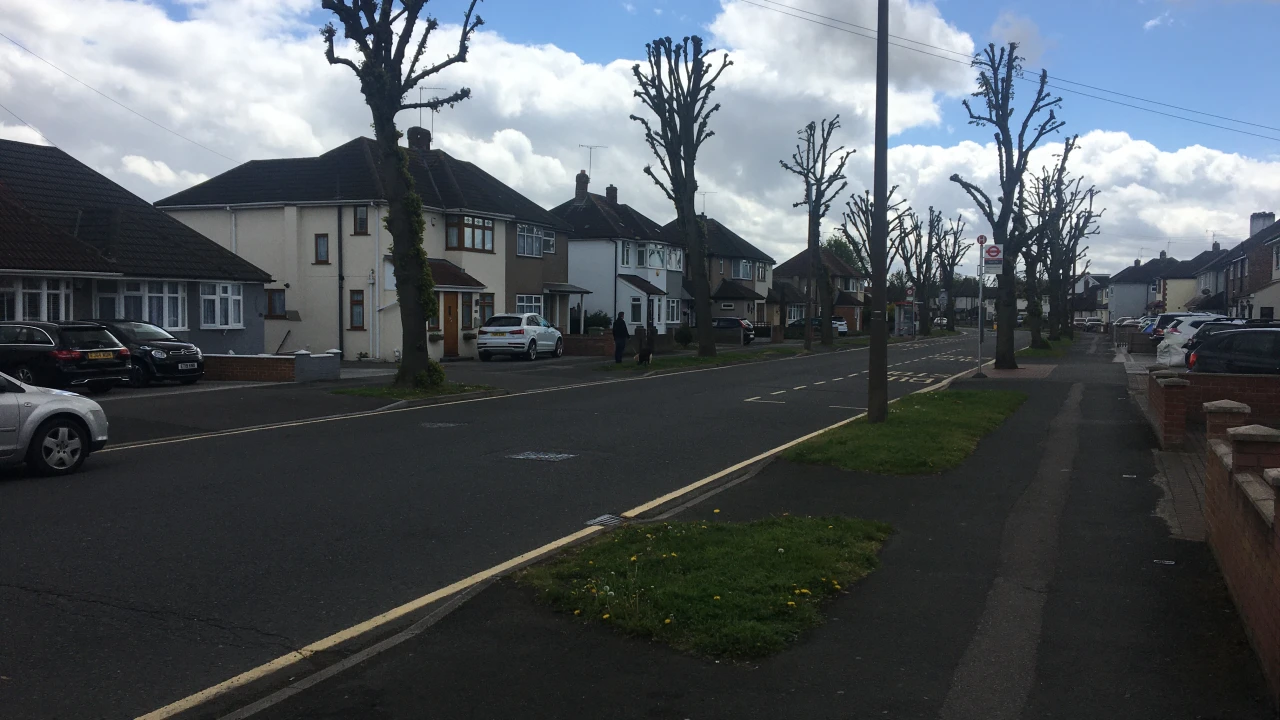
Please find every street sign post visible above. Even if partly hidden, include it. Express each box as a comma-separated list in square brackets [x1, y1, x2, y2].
[975, 239, 991, 378]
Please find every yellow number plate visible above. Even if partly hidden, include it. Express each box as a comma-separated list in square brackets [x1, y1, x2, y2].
[491, 332, 507, 336]
[87, 351, 114, 360]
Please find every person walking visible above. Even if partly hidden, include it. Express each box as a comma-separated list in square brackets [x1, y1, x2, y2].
[612, 312, 630, 364]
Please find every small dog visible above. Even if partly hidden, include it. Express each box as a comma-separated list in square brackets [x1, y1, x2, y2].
[635, 347, 653, 366]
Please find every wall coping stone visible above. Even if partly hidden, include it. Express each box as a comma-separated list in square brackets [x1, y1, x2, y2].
[1204, 399, 1252, 414]
[1152, 369, 1184, 378]
[1265, 468, 1280, 489]
[1211, 438, 1233, 468]
[1234, 472, 1276, 527]
[1158, 378, 1191, 387]
[1228, 424, 1280, 443]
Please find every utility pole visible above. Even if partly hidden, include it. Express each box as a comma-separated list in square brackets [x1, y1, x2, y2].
[867, 0, 890, 423]
[579, 144, 607, 177]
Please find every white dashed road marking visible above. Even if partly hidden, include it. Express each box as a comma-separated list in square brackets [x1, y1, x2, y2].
[793, 386, 807, 390]
[771, 390, 787, 396]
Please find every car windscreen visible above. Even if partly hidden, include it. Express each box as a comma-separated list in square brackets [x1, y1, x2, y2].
[113, 322, 177, 342]
[61, 328, 121, 349]
[483, 316, 523, 328]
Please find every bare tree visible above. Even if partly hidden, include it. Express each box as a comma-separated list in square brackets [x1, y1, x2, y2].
[950, 42, 1064, 369]
[1016, 184, 1051, 349]
[780, 116, 854, 349]
[321, 0, 483, 386]
[897, 208, 945, 336]
[840, 189, 908, 334]
[631, 36, 731, 356]
[934, 213, 969, 331]
[1029, 135, 1102, 340]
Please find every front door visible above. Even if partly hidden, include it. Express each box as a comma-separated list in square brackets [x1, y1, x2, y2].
[443, 292, 459, 357]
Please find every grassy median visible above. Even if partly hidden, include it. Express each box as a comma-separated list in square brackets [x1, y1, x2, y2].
[1016, 336, 1075, 358]
[599, 347, 808, 372]
[784, 389, 1027, 474]
[331, 382, 494, 401]
[519, 516, 891, 659]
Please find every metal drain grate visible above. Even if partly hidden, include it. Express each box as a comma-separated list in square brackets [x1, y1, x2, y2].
[507, 451, 577, 462]
[421, 422, 463, 429]
[585, 514, 624, 527]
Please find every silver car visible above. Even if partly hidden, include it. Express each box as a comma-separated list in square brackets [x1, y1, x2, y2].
[0, 370, 109, 475]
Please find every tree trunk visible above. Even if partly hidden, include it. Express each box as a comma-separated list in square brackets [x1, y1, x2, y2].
[941, 269, 957, 331]
[804, 266, 815, 351]
[684, 210, 716, 356]
[1024, 257, 1048, 349]
[918, 285, 933, 336]
[1045, 266, 1062, 341]
[371, 113, 434, 386]
[818, 276, 834, 346]
[996, 261, 1018, 369]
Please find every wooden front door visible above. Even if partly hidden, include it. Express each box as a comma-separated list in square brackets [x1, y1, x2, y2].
[443, 292, 459, 357]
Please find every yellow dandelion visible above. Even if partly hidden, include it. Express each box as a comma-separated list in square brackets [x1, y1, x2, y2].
[630, 555, 637, 562]
[662, 554, 668, 558]
[664, 618, 672, 625]
[602, 613, 610, 619]
[713, 595, 721, 600]
[800, 589, 811, 595]
[793, 589, 800, 595]
[787, 601, 796, 607]
[588, 561, 594, 565]
[713, 509, 720, 514]
[834, 584, 842, 590]
[670, 552, 677, 557]
[573, 609, 581, 616]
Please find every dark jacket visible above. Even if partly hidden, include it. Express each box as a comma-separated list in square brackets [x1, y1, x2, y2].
[612, 317, 630, 340]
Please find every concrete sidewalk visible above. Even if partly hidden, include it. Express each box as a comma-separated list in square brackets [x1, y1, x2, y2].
[246, 338, 1271, 719]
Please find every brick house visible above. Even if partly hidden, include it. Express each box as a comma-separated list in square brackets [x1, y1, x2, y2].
[774, 247, 867, 330]
[659, 216, 774, 326]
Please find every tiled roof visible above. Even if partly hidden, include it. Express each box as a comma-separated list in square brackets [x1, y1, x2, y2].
[659, 216, 774, 264]
[0, 139, 270, 283]
[0, 187, 116, 274]
[1163, 249, 1228, 279]
[157, 136, 570, 231]
[619, 273, 667, 296]
[549, 192, 665, 241]
[775, 246, 862, 279]
[427, 258, 484, 289]
[1110, 256, 1182, 285]
[711, 279, 764, 301]
[834, 289, 864, 307]
[768, 280, 807, 305]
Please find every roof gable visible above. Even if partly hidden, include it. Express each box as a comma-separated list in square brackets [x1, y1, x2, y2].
[659, 216, 774, 264]
[549, 192, 665, 241]
[775, 246, 862, 279]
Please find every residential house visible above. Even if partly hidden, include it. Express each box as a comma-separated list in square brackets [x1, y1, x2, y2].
[771, 247, 866, 330]
[551, 172, 679, 333]
[157, 128, 573, 360]
[1237, 214, 1280, 319]
[1071, 275, 1110, 322]
[659, 216, 775, 325]
[0, 139, 272, 353]
[1154, 248, 1230, 313]
[1106, 252, 1183, 320]
[1187, 241, 1229, 314]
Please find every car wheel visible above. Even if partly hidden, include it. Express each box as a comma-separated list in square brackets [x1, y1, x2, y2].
[13, 365, 34, 385]
[27, 418, 88, 476]
[479, 351, 492, 362]
[87, 381, 114, 394]
[526, 341, 538, 361]
[129, 363, 151, 388]
[554, 339, 564, 358]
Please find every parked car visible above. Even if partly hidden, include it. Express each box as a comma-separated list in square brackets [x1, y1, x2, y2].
[0, 369, 110, 475]
[0, 321, 131, 393]
[1188, 328, 1280, 374]
[714, 317, 755, 344]
[476, 313, 563, 361]
[1182, 320, 1265, 366]
[87, 320, 204, 388]
[1147, 312, 1218, 338]
[1113, 316, 1134, 326]
[933, 316, 948, 328]
[787, 317, 848, 336]
[1084, 318, 1104, 331]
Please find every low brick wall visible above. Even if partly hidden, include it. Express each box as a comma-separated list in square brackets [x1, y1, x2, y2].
[1121, 329, 1160, 354]
[564, 331, 677, 357]
[1203, 417, 1280, 709]
[203, 355, 295, 382]
[1149, 370, 1280, 426]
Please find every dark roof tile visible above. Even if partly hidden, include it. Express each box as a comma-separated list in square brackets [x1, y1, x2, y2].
[659, 216, 774, 264]
[549, 192, 665, 241]
[427, 258, 484, 289]
[775, 246, 862, 279]
[711, 279, 764, 301]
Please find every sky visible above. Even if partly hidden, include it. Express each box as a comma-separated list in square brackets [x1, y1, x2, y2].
[2, 0, 1279, 276]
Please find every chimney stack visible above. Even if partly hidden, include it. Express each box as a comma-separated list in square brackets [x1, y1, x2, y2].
[1212, 240, 1221, 252]
[1159, 250, 1167, 259]
[575, 170, 590, 202]
[1251, 211, 1276, 238]
[1134, 259, 1141, 267]
[407, 127, 431, 151]
[606, 185, 618, 205]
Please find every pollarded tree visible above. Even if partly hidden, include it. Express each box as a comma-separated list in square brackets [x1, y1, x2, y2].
[1029, 135, 1102, 340]
[950, 42, 1065, 369]
[780, 116, 854, 349]
[321, 0, 483, 386]
[631, 36, 731, 357]
[839, 188, 908, 280]
[934, 213, 969, 331]
[896, 208, 943, 336]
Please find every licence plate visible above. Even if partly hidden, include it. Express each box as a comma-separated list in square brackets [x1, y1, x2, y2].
[87, 351, 114, 360]
[178, 362, 198, 370]
[491, 332, 507, 336]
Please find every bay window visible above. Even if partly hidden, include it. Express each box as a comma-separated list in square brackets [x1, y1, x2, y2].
[200, 283, 243, 329]
[96, 280, 187, 330]
[5, 278, 73, 322]
[648, 244, 665, 269]
[516, 224, 544, 257]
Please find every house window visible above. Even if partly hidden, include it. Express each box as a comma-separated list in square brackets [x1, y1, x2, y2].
[636, 243, 648, 268]
[621, 242, 631, 266]
[353, 206, 369, 235]
[200, 283, 243, 330]
[315, 234, 330, 264]
[95, 280, 186, 330]
[428, 293, 441, 330]
[630, 296, 642, 323]
[0, 278, 14, 321]
[477, 293, 495, 323]
[517, 224, 544, 258]
[648, 244, 665, 269]
[666, 248, 683, 272]
[542, 229, 556, 254]
[732, 260, 752, 280]
[720, 302, 735, 311]
[516, 294, 542, 315]
[266, 289, 287, 319]
[461, 292, 474, 330]
[446, 216, 494, 251]
[666, 299, 680, 323]
[1263, 307, 1276, 320]
[3, 277, 71, 322]
[1150, 279, 1160, 293]
[787, 304, 805, 322]
[350, 290, 365, 329]
[719, 259, 724, 274]
[758, 263, 767, 282]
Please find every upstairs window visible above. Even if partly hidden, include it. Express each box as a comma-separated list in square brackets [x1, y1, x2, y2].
[648, 244, 665, 269]
[758, 263, 768, 282]
[732, 260, 752, 280]
[446, 216, 494, 252]
[666, 247, 683, 271]
[621, 242, 631, 266]
[636, 243, 648, 268]
[314, 234, 330, 264]
[353, 205, 369, 234]
[542, 229, 556, 254]
[516, 224, 544, 258]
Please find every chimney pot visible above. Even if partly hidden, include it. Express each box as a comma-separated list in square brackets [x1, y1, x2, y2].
[1159, 250, 1167, 259]
[575, 170, 590, 202]
[1134, 259, 1141, 267]
[1251, 211, 1276, 238]
[606, 185, 618, 205]
[1212, 240, 1221, 252]
[407, 127, 431, 151]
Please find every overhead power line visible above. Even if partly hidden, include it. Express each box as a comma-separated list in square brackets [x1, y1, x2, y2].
[0, 30, 237, 162]
[0, 99, 55, 146]
[740, 0, 1280, 143]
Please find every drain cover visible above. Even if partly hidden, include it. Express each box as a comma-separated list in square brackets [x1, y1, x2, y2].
[421, 422, 463, 429]
[585, 514, 624, 527]
[507, 451, 577, 462]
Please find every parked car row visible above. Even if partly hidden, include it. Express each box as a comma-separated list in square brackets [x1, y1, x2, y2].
[0, 319, 205, 393]
[787, 317, 849, 336]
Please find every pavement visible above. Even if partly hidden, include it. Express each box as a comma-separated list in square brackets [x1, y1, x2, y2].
[0, 329, 991, 720]
[246, 333, 1269, 720]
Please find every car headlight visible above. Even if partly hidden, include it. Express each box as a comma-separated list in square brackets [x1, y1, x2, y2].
[195, 348, 203, 360]
[152, 349, 167, 359]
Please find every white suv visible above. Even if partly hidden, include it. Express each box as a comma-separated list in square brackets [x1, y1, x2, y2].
[477, 313, 564, 361]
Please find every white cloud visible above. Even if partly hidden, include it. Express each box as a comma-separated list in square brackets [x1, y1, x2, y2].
[120, 155, 209, 187]
[988, 12, 1051, 65]
[622, 2, 635, 13]
[1144, 11, 1171, 30]
[0, 122, 49, 145]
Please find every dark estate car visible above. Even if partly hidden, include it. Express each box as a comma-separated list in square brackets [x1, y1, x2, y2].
[1188, 328, 1280, 374]
[0, 321, 131, 392]
[88, 320, 204, 387]
[712, 317, 755, 344]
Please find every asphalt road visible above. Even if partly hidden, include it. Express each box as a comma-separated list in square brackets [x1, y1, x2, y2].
[0, 330, 998, 720]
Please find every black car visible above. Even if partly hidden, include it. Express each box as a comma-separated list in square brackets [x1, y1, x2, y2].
[1188, 328, 1280, 374]
[0, 321, 132, 392]
[712, 317, 754, 344]
[87, 320, 204, 387]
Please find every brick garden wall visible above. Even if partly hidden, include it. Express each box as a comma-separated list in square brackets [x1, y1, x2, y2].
[202, 355, 295, 382]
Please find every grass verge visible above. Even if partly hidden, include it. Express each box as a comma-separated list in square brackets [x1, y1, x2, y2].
[519, 516, 892, 659]
[1016, 336, 1075, 358]
[784, 389, 1027, 474]
[598, 346, 808, 372]
[331, 382, 495, 401]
